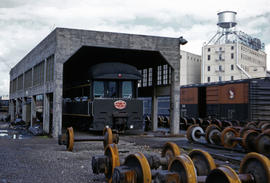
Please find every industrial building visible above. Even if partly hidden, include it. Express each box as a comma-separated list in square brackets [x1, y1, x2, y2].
[201, 11, 267, 83]
[9, 28, 182, 138]
[180, 50, 201, 85]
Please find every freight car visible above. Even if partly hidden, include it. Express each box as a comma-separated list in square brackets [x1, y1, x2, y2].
[180, 77, 270, 123]
[62, 62, 143, 132]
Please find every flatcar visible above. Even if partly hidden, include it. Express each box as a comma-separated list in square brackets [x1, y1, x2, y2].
[62, 62, 143, 132]
[180, 77, 270, 123]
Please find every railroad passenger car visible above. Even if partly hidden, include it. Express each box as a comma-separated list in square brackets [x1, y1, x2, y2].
[62, 62, 143, 132]
[180, 77, 270, 122]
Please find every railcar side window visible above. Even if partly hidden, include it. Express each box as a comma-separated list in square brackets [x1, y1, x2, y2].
[122, 81, 133, 98]
[93, 81, 104, 98]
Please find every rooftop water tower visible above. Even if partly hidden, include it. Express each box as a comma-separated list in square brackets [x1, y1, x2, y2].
[217, 11, 237, 29]
[206, 11, 238, 45]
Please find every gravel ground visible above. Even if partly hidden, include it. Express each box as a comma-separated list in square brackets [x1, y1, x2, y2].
[0, 121, 244, 183]
[0, 122, 162, 183]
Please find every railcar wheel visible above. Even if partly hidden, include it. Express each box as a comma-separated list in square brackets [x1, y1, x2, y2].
[104, 144, 120, 182]
[161, 142, 181, 169]
[123, 152, 152, 183]
[222, 121, 232, 128]
[258, 121, 268, 129]
[211, 119, 222, 129]
[58, 133, 66, 145]
[221, 127, 239, 148]
[196, 118, 203, 126]
[239, 127, 252, 138]
[188, 149, 216, 176]
[245, 121, 257, 129]
[241, 130, 259, 152]
[205, 124, 221, 145]
[186, 125, 203, 142]
[201, 120, 211, 130]
[186, 124, 198, 142]
[231, 120, 240, 126]
[240, 152, 270, 183]
[180, 117, 188, 130]
[66, 127, 74, 151]
[168, 154, 197, 183]
[205, 165, 241, 183]
[255, 133, 270, 157]
[262, 123, 270, 132]
[103, 127, 113, 149]
[190, 117, 196, 125]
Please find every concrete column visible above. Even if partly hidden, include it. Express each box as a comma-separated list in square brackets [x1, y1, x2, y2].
[31, 96, 36, 126]
[151, 66, 158, 131]
[52, 60, 63, 138]
[15, 98, 19, 118]
[43, 93, 50, 134]
[22, 97, 27, 122]
[9, 99, 15, 122]
[151, 89, 158, 131]
[170, 68, 180, 134]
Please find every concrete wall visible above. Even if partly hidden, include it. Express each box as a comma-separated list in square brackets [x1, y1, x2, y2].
[180, 50, 201, 86]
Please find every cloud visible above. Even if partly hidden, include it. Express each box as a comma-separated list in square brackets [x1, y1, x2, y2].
[0, 0, 269, 95]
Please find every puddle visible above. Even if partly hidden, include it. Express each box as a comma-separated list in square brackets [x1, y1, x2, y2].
[0, 133, 8, 137]
[0, 129, 31, 140]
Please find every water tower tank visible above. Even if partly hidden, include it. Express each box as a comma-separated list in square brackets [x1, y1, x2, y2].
[217, 11, 237, 29]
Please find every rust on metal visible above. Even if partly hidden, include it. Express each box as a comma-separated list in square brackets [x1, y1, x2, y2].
[67, 127, 74, 151]
[189, 149, 216, 176]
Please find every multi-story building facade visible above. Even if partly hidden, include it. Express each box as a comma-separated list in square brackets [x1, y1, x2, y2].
[202, 43, 266, 83]
[180, 50, 201, 85]
[201, 11, 267, 83]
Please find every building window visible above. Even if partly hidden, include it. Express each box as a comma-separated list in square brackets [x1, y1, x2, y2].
[187, 56, 189, 60]
[208, 55, 210, 60]
[231, 53, 234, 59]
[46, 54, 54, 82]
[231, 64, 234, 70]
[219, 54, 222, 60]
[231, 76, 234, 80]
[219, 65, 222, 71]
[208, 48, 210, 52]
[143, 69, 147, 87]
[207, 66, 210, 71]
[148, 68, 152, 86]
[33, 61, 45, 86]
[180, 55, 182, 59]
[207, 77, 210, 82]
[163, 65, 168, 85]
[231, 46, 234, 50]
[219, 76, 222, 81]
[219, 47, 222, 51]
[157, 66, 162, 85]
[138, 70, 142, 87]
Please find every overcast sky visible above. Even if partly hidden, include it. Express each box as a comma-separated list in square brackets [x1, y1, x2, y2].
[0, 0, 270, 96]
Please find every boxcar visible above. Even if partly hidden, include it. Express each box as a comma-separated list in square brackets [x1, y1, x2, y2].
[180, 77, 270, 123]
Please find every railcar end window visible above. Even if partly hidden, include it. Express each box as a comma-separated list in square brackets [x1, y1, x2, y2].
[108, 81, 117, 98]
[122, 81, 132, 98]
[94, 81, 104, 98]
